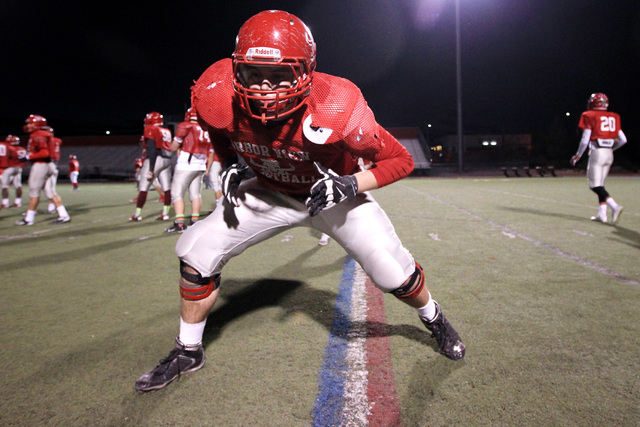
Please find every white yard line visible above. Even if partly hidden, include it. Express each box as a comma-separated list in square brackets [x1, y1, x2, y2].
[404, 185, 640, 288]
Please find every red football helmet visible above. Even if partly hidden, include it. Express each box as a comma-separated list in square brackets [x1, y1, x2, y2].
[232, 10, 316, 124]
[23, 114, 48, 133]
[587, 92, 609, 110]
[144, 111, 164, 126]
[5, 134, 20, 145]
[185, 107, 198, 122]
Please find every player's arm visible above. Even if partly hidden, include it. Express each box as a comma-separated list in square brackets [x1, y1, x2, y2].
[571, 128, 591, 166]
[307, 120, 413, 216]
[146, 138, 158, 170]
[25, 136, 50, 161]
[613, 130, 627, 151]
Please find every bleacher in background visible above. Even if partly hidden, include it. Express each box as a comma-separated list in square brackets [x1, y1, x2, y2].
[388, 128, 431, 175]
[44, 135, 141, 181]
[22, 129, 433, 182]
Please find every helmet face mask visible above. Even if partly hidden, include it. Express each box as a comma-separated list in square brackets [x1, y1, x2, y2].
[587, 92, 609, 110]
[235, 63, 300, 119]
[232, 10, 316, 124]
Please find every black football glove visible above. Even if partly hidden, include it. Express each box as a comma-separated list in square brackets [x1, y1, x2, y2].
[221, 163, 251, 207]
[306, 162, 358, 217]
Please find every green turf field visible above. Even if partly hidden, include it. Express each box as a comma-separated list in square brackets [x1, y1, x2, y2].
[1, 175, 638, 426]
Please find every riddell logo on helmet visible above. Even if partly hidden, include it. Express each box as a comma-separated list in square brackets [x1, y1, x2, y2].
[246, 47, 281, 61]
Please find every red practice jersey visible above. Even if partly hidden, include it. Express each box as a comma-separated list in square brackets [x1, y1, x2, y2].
[578, 110, 621, 140]
[7, 144, 26, 168]
[26, 129, 54, 163]
[144, 124, 172, 151]
[192, 58, 414, 197]
[69, 158, 80, 172]
[174, 121, 211, 156]
[0, 143, 25, 168]
[0, 143, 10, 168]
[51, 137, 62, 162]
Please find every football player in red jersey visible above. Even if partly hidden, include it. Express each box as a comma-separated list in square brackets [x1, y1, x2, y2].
[571, 93, 627, 224]
[165, 107, 213, 233]
[15, 115, 71, 225]
[0, 135, 26, 208]
[135, 10, 465, 392]
[44, 131, 63, 215]
[68, 154, 80, 190]
[129, 112, 174, 221]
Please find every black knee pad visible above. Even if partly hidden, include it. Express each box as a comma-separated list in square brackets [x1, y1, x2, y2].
[179, 261, 220, 300]
[390, 262, 425, 299]
[590, 186, 609, 203]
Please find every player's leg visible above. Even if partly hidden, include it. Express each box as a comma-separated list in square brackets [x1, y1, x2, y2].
[45, 163, 70, 223]
[13, 171, 23, 206]
[17, 164, 47, 225]
[187, 171, 204, 225]
[318, 192, 465, 360]
[136, 178, 307, 391]
[166, 169, 188, 233]
[588, 149, 617, 223]
[155, 158, 173, 220]
[131, 159, 152, 220]
[0, 169, 10, 208]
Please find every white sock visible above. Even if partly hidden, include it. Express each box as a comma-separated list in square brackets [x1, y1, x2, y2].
[57, 205, 70, 219]
[179, 317, 207, 347]
[599, 203, 607, 219]
[25, 210, 36, 223]
[2, 198, 8, 206]
[48, 203, 55, 212]
[14, 197, 21, 205]
[606, 197, 619, 210]
[416, 293, 436, 322]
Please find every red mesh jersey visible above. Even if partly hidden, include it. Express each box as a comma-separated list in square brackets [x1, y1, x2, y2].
[578, 110, 621, 140]
[51, 137, 62, 162]
[175, 121, 211, 156]
[192, 58, 413, 196]
[26, 129, 54, 162]
[144, 125, 173, 151]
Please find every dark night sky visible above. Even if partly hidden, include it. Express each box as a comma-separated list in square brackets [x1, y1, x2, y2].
[2, 0, 639, 141]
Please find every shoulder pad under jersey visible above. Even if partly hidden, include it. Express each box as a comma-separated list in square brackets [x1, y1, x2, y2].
[191, 58, 236, 130]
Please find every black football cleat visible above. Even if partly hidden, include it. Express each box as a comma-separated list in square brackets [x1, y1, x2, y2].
[421, 302, 466, 360]
[165, 222, 187, 233]
[135, 338, 205, 392]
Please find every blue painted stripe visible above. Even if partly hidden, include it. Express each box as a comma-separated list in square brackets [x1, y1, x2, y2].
[312, 256, 357, 427]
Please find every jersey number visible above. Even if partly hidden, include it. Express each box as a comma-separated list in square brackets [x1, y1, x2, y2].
[600, 116, 616, 132]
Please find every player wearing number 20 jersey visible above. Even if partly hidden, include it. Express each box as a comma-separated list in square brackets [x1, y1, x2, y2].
[571, 92, 627, 224]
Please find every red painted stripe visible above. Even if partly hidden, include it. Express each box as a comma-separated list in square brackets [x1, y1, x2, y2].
[365, 276, 402, 426]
